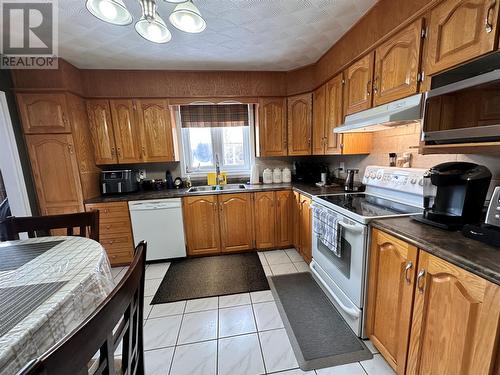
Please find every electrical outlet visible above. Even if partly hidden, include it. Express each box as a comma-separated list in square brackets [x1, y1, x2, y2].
[339, 162, 345, 171]
[138, 169, 147, 180]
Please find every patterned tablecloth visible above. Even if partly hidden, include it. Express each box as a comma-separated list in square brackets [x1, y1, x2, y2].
[0, 236, 114, 375]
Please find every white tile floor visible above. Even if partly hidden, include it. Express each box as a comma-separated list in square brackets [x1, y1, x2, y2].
[112, 249, 395, 375]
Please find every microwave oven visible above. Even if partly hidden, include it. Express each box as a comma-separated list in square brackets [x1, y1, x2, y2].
[422, 56, 500, 145]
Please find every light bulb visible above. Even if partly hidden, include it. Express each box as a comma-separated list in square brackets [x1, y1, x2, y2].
[169, 0, 206, 33]
[147, 23, 162, 40]
[98, 1, 117, 20]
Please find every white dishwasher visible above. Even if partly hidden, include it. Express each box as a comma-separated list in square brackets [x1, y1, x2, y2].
[128, 198, 186, 261]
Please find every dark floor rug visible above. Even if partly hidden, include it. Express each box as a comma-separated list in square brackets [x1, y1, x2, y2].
[151, 252, 269, 304]
[268, 272, 373, 371]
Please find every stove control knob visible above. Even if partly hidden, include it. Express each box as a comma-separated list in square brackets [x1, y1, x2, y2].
[410, 177, 417, 184]
[418, 178, 424, 186]
[369, 172, 376, 179]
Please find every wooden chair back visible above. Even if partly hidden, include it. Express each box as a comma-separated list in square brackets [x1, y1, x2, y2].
[18, 241, 147, 375]
[0, 211, 100, 242]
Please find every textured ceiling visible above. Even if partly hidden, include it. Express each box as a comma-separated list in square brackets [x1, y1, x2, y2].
[58, 0, 376, 71]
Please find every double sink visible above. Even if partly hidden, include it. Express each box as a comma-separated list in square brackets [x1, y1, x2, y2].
[187, 184, 247, 193]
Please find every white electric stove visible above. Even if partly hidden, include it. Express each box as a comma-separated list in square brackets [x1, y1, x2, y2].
[309, 166, 427, 337]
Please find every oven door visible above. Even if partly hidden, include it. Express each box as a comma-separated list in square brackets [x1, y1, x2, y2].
[312, 208, 367, 308]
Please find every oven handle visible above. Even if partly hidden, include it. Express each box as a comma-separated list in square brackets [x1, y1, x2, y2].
[338, 221, 364, 233]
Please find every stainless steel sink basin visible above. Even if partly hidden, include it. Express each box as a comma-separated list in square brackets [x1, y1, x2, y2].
[187, 184, 246, 193]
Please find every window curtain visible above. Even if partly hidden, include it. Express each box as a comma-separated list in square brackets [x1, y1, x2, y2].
[180, 104, 249, 128]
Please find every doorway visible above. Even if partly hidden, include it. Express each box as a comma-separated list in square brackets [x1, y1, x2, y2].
[0, 91, 31, 218]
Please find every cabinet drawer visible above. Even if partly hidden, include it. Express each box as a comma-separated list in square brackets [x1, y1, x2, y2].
[100, 217, 132, 235]
[85, 202, 130, 219]
[107, 250, 133, 266]
[100, 233, 133, 249]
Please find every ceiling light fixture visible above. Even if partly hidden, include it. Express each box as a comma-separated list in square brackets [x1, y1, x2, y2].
[135, 0, 172, 43]
[169, 0, 206, 33]
[85, 0, 132, 25]
[86, 0, 206, 43]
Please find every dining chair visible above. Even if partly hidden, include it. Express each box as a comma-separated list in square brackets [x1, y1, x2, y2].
[18, 241, 147, 375]
[0, 211, 100, 242]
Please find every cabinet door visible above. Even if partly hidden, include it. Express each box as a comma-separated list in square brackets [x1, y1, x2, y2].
[219, 193, 254, 253]
[17, 93, 71, 134]
[407, 251, 500, 375]
[275, 190, 293, 248]
[293, 191, 301, 251]
[136, 99, 175, 162]
[341, 133, 373, 155]
[426, 0, 499, 76]
[258, 98, 287, 156]
[299, 195, 312, 263]
[183, 195, 221, 256]
[86, 99, 117, 165]
[325, 74, 344, 155]
[254, 192, 276, 249]
[287, 93, 312, 156]
[344, 52, 375, 116]
[373, 19, 424, 106]
[312, 85, 327, 155]
[109, 100, 141, 163]
[366, 229, 418, 374]
[25, 134, 83, 215]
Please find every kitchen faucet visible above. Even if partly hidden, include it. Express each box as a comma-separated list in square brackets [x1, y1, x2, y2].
[215, 154, 222, 185]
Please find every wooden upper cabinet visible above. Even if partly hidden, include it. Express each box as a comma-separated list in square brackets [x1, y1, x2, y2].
[312, 85, 327, 155]
[254, 192, 276, 249]
[183, 195, 221, 256]
[325, 74, 344, 155]
[407, 251, 500, 375]
[25, 134, 83, 215]
[17, 93, 71, 134]
[109, 100, 141, 163]
[219, 193, 254, 253]
[287, 93, 312, 156]
[374, 19, 424, 106]
[86, 99, 117, 165]
[366, 229, 418, 375]
[425, 0, 499, 76]
[344, 52, 375, 116]
[275, 190, 293, 248]
[136, 99, 175, 162]
[257, 98, 287, 157]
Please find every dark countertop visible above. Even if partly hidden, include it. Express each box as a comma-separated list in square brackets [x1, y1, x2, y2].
[84, 182, 346, 204]
[371, 217, 500, 285]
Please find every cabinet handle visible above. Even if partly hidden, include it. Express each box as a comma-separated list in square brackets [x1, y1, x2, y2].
[111, 147, 116, 156]
[373, 76, 379, 94]
[404, 261, 413, 284]
[416, 269, 426, 293]
[117, 147, 122, 157]
[67, 144, 74, 154]
[485, 0, 496, 33]
[366, 80, 372, 96]
[62, 114, 69, 126]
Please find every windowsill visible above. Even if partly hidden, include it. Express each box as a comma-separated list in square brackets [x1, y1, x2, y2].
[183, 171, 251, 180]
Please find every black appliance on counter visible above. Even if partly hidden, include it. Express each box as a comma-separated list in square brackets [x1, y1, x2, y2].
[292, 161, 329, 183]
[101, 170, 138, 195]
[412, 162, 492, 230]
[463, 186, 500, 248]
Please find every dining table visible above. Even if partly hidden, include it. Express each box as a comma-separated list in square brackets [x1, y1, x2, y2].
[0, 236, 115, 375]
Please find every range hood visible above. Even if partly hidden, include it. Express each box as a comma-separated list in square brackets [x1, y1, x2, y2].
[334, 93, 424, 133]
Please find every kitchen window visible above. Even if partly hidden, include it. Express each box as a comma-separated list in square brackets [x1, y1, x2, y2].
[179, 104, 254, 176]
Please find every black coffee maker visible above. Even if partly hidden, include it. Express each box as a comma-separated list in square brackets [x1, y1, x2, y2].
[412, 162, 492, 230]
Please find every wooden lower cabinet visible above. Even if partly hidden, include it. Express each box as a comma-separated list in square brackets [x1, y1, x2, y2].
[368, 228, 500, 375]
[298, 194, 312, 263]
[254, 192, 276, 249]
[293, 191, 301, 250]
[254, 190, 294, 250]
[366, 230, 418, 374]
[182, 195, 221, 256]
[84, 202, 134, 266]
[219, 193, 254, 253]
